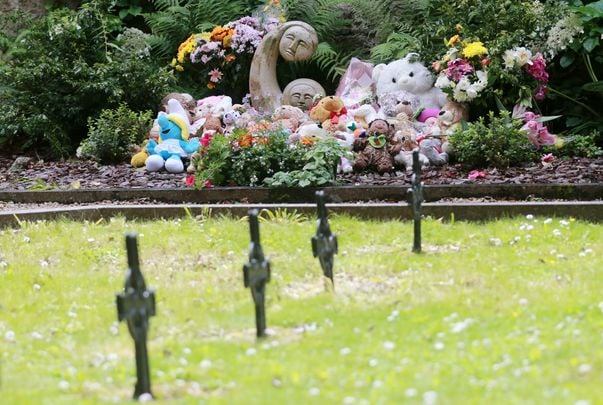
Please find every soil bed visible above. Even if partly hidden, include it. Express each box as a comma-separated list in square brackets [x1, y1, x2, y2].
[1, 155, 602, 190]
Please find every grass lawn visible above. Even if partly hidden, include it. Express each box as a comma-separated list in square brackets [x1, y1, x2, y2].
[1, 212, 602, 404]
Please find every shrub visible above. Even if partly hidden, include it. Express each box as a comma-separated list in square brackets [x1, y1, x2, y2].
[0, 4, 174, 157]
[450, 110, 538, 169]
[78, 104, 153, 164]
[191, 127, 346, 188]
[552, 130, 603, 158]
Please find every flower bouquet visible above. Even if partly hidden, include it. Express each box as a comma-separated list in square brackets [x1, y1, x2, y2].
[432, 34, 489, 103]
[172, 16, 281, 100]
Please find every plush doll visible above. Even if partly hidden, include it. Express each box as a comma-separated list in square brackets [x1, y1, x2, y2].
[160, 92, 196, 122]
[347, 104, 379, 129]
[272, 105, 306, 132]
[145, 104, 201, 173]
[416, 117, 449, 166]
[437, 101, 469, 136]
[393, 133, 430, 171]
[309, 96, 348, 131]
[378, 90, 420, 118]
[289, 123, 328, 144]
[353, 119, 402, 174]
[373, 53, 447, 111]
[201, 115, 224, 136]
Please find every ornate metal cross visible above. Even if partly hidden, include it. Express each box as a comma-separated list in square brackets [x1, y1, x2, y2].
[116, 233, 156, 399]
[311, 190, 338, 288]
[407, 150, 424, 253]
[243, 209, 271, 338]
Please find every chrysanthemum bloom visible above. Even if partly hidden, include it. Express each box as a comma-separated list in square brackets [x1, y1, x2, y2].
[462, 41, 488, 58]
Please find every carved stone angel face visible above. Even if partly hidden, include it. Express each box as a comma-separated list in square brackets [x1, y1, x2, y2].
[282, 79, 325, 111]
[279, 26, 316, 62]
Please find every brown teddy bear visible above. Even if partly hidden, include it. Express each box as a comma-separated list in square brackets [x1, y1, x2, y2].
[309, 96, 348, 132]
[272, 105, 306, 132]
[437, 101, 468, 136]
[353, 119, 402, 174]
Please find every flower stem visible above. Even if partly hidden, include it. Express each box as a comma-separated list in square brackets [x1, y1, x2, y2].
[583, 53, 598, 82]
[547, 86, 601, 118]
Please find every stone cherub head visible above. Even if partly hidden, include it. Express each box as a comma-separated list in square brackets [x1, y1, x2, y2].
[282, 78, 326, 111]
[278, 23, 318, 62]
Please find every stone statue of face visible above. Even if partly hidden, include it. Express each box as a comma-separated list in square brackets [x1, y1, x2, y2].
[283, 79, 326, 111]
[279, 26, 316, 62]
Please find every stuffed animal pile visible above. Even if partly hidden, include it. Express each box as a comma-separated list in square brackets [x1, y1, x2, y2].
[131, 53, 469, 179]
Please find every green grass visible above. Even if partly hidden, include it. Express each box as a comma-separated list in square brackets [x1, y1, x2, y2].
[1, 213, 602, 404]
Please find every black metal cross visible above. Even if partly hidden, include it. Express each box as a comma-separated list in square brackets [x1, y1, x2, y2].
[311, 190, 338, 288]
[116, 233, 156, 399]
[407, 150, 424, 253]
[243, 209, 271, 338]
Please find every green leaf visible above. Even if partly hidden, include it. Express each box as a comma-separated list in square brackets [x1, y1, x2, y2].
[560, 54, 575, 68]
[535, 115, 562, 123]
[583, 37, 599, 53]
[582, 81, 603, 93]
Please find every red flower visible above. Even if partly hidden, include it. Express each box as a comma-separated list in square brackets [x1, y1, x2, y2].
[204, 179, 213, 188]
[185, 175, 195, 187]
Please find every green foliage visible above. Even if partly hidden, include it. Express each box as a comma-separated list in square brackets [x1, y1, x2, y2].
[450, 110, 539, 169]
[545, 0, 603, 136]
[78, 104, 153, 164]
[553, 130, 603, 158]
[192, 129, 346, 188]
[0, 4, 174, 156]
[264, 137, 349, 187]
[0, 11, 34, 65]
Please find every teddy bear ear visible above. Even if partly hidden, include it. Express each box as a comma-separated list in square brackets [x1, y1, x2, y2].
[372, 64, 386, 83]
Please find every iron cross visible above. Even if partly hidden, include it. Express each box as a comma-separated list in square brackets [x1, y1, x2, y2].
[243, 210, 271, 338]
[116, 233, 156, 399]
[311, 190, 338, 287]
[407, 150, 424, 253]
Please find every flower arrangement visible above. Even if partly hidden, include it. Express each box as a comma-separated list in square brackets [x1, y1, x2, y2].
[502, 47, 550, 105]
[432, 34, 489, 103]
[172, 16, 280, 98]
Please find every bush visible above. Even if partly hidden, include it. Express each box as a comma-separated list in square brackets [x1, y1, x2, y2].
[450, 110, 538, 169]
[78, 104, 153, 164]
[0, 4, 174, 157]
[552, 130, 603, 158]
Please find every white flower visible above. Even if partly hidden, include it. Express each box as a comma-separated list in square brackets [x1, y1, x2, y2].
[503, 49, 516, 69]
[515, 47, 533, 66]
[435, 74, 452, 89]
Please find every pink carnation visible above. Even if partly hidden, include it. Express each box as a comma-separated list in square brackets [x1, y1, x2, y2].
[468, 170, 487, 180]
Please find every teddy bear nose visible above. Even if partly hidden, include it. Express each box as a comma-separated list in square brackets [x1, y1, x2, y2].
[438, 110, 446, 116]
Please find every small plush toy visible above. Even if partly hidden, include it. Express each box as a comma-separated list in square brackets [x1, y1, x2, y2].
[378, 90, 420, 118]
[309, 96, 348, 131]
[222, 111, 240, 134]
[272, 105, 306, 132]
[437, 101, 469, 136]
[201, 115, 224, 136]
[160, 92, 196, 122]
[145, 101, 201, 173]
[393, 133, 430, 171]
[289, 123, 328, 144]
[373, 53, 447, 111]
[347, 104, 379, 129]
[353, 119, 402, 174]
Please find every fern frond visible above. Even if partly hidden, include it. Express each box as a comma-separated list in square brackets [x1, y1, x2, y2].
[149, 0, 184, 12]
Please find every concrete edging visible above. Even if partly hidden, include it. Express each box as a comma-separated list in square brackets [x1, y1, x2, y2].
[0, 183, 601, 204]
[1, 201, 602, 228]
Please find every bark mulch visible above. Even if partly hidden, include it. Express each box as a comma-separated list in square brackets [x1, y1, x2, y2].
[1, 155, 602, 191]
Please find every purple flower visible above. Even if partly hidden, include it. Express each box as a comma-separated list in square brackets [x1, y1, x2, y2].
[445, 58, 474, 81]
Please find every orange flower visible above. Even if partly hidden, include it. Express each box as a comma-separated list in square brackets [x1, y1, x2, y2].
[238, 134, 252, 147]
[207, 82, 216, 90]
[300, 137, 316, 146]
[225, 54, 236, 63]
[223, 32, 233, 48]
[211, 26, 233, 42]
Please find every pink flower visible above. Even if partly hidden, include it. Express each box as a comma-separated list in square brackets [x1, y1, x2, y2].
[525, 53, 548, 83]
[185, 175, 195, 187]
[200, 132, 213, 147]
[534, 84, 547, 100]
[541, 153, 555, 163]
[208, 68, 223, 83]
[468, 170, 487, 180]
[204, 179, 213, 188]
[445, 58, 474, 81]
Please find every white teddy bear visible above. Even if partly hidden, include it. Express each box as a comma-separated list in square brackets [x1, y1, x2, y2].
[372, 53, 447, 111]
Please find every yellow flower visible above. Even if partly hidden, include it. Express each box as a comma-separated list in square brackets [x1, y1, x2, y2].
[223, 32, 233, 48]
[201, 32, 211, 41]
[455, 24, 463, 32]
[462, 41, 488, 58]
[447, 34, 460, 46]
[175, 64, 184, 72]
[171, 58, 177, 66]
